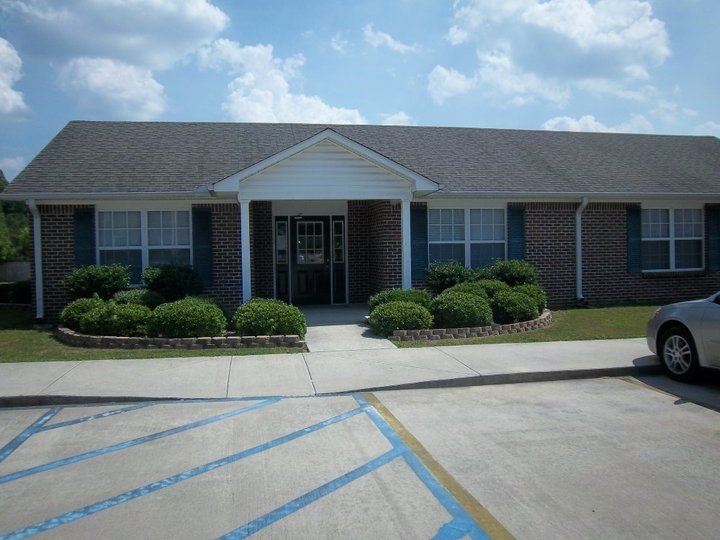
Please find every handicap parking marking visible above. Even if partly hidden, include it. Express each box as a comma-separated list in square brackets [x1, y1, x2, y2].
[0, 394, 506, 540]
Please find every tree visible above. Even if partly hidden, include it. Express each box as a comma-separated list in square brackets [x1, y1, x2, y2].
[0, 169, 30, 263]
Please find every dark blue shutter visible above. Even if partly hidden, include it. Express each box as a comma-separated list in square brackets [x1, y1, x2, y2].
[411, 203, 428, 281]
[507, 205, 525, 260]
[707, 205, 720, 271]
[627, 205, 642, 273]
[74, 207, 96, 267]
[192, 207, 213, 286]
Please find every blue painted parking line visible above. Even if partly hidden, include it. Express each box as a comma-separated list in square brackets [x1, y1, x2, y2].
[0, 395, 491, 540]
[0, 397, 280, 486]
[36, 402, 155, 432]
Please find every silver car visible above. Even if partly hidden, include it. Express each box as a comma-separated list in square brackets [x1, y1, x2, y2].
[647, 291, 720, 382]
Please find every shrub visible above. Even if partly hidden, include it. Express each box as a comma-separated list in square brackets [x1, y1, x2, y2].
[368, 288, 433, 312]
[147, 297, 227, 338]
[424, 260, 476, 294]
[65, 264, 131, 301]
[59, 295, 106, 331]
[431, 290, 493, 329]
[113, 288, 165, 309]
[490, 289, 539, 324]
[473, 279, 511, 300]
[483, 259, 538, 286]
[445, 281, 490, 301]
[232, 298, 307, 338]
[79, 302, 152, 337]
[368, 301, 433, 337]
[142, 265, 204, 302]
[513, 283, 547, 313]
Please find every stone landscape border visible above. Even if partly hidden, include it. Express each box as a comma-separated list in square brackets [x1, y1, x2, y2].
[389, 309, 552, 342]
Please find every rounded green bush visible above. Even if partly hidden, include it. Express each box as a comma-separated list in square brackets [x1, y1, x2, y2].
[368, 301, 433, 337]
[113, 288, 165, 309]
[142, 265, 204, 302]
[431, 290, 493, 329]
[232, 298, 307, 338]
[445, 281, 490, 301]
[513, 284, 547, 313]
[65, 264, 131, 301]
[147, 297, 227, 338]
[79, 302, 152, 337]
[473, 279, 511, 300]
[490, 289, 539, 324]
[425, 260, 476, 294]
[368, 288, 433, 312]
[484, 259, 538, 286]
[59, 295, 106, 331]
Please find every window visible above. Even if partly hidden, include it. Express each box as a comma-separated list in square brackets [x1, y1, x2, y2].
[641, 208, 703, 271]
[428, 207, 506, 267]
[98, 209, 191, 283]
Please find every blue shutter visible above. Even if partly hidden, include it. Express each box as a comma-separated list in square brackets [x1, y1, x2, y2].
[192, 207, 213, 286]
[627, 205, 642, 273]
[507, 205, 525, 260]
[411, 203, 428, 281]
[707, 205, 720, 271]
[74, 207, 95, 267]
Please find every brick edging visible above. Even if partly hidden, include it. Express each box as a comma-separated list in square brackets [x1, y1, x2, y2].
[389, 309, 553, 341]
[55, 327, 305, 350]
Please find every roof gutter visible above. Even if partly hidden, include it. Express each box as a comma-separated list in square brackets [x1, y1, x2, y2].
[422, 191, 720, 201]
[0, 190, 218, 202]
[576, 197, 589, 304]
[26, 200, 44, 321]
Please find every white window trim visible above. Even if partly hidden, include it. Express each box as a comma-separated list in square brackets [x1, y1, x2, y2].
[641, 205, 705, 272]
[95, 205, 193, 280]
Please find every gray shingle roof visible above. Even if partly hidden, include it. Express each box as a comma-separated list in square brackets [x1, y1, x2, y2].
[5, 121, 720, 197]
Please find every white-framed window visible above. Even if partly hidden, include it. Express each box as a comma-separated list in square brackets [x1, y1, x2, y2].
[97, 207, 191, 283]
[428, 205, 506, 268]
[641, 207, 704, 271]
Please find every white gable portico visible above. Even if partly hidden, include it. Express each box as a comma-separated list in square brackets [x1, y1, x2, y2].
[211, 129, 438, 303]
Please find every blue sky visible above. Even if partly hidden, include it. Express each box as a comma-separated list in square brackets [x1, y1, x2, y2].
[1, 0, 719, 181]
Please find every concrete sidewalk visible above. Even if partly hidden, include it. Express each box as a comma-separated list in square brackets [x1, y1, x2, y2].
[0, 338, 661, 405]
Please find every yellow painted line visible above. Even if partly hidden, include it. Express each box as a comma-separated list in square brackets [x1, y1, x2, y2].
[362, 392, 515, 540]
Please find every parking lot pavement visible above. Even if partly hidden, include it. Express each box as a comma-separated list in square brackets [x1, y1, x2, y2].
[0, 395, 497, 539]
[375, 377, 720, 540]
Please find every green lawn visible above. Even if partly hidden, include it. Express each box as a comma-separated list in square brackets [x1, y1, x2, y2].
[394, 305, 658, 347]
[0, 308, 300, 363]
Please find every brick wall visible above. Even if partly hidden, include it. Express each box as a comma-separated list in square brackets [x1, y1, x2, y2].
[347, 200, 370, 302]
[36, 205, 88, 321]
[368, 201, 402, 294]
[250, 201, 273, 299]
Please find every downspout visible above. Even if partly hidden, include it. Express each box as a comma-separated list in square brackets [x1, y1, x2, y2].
[576, 197, 589, 305]
[27, 200, 44, 321]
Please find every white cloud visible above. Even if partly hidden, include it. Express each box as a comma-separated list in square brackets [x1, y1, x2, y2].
[650, 99, 697, 124]
[1, 0, 228, 69]
[0, 156, 26, 180]
[448, 0, 531, 45]
[59, 58, 166, 120]
[363, 23, 419, 54]
[331, 34, 348, 54]
[198, 39, 365, 124]
[542, 113, 653, 133]
[427, 66, 476, 104]
[694, 121, 720, 136]
[0, 38, 28, 115]
[381, 111, 415, 125]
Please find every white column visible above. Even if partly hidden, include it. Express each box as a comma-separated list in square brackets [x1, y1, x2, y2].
[27, 200, 44, 320]
[239, 198, 252, 303]
[401, 197, 412, 289]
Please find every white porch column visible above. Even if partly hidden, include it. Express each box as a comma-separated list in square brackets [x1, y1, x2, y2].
[239, 198, 252, 302]
[401, 197, 412, 289]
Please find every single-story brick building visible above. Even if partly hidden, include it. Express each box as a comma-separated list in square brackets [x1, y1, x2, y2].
[3, 121, 720, 321]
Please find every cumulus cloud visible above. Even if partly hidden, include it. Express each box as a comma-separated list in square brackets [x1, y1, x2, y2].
[441, 0, 669, 107]
[542, 113, 653, 133]
[331, 33, 349, 54]
[381, 111, 415, 125]
[59, 58, 166, 120]
[427, 66, 476, 104]
[694, 121, 720, 136]
[363, 23, 419, 54]
[0, 38, 28, 115]
[198, 39, 365, 124]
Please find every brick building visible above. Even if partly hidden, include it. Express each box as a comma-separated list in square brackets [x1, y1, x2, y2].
[3, 121, 720, 321]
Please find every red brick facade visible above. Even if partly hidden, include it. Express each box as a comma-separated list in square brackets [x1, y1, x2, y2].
[347, 200, 370, 302]
[368, 201, 403, 293]
[250, 201, 274, 299]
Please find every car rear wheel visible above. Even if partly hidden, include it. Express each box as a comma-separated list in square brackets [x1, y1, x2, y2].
[660, 326, 699, 382]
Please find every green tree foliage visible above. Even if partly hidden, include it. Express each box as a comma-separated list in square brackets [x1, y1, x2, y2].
[0, 170, 30, 263]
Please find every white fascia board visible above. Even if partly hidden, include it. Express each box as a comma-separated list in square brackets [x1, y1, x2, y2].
[1, 191, 214, 204]
[420, 191, 720, 202]
[212, 128, 438, 193]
